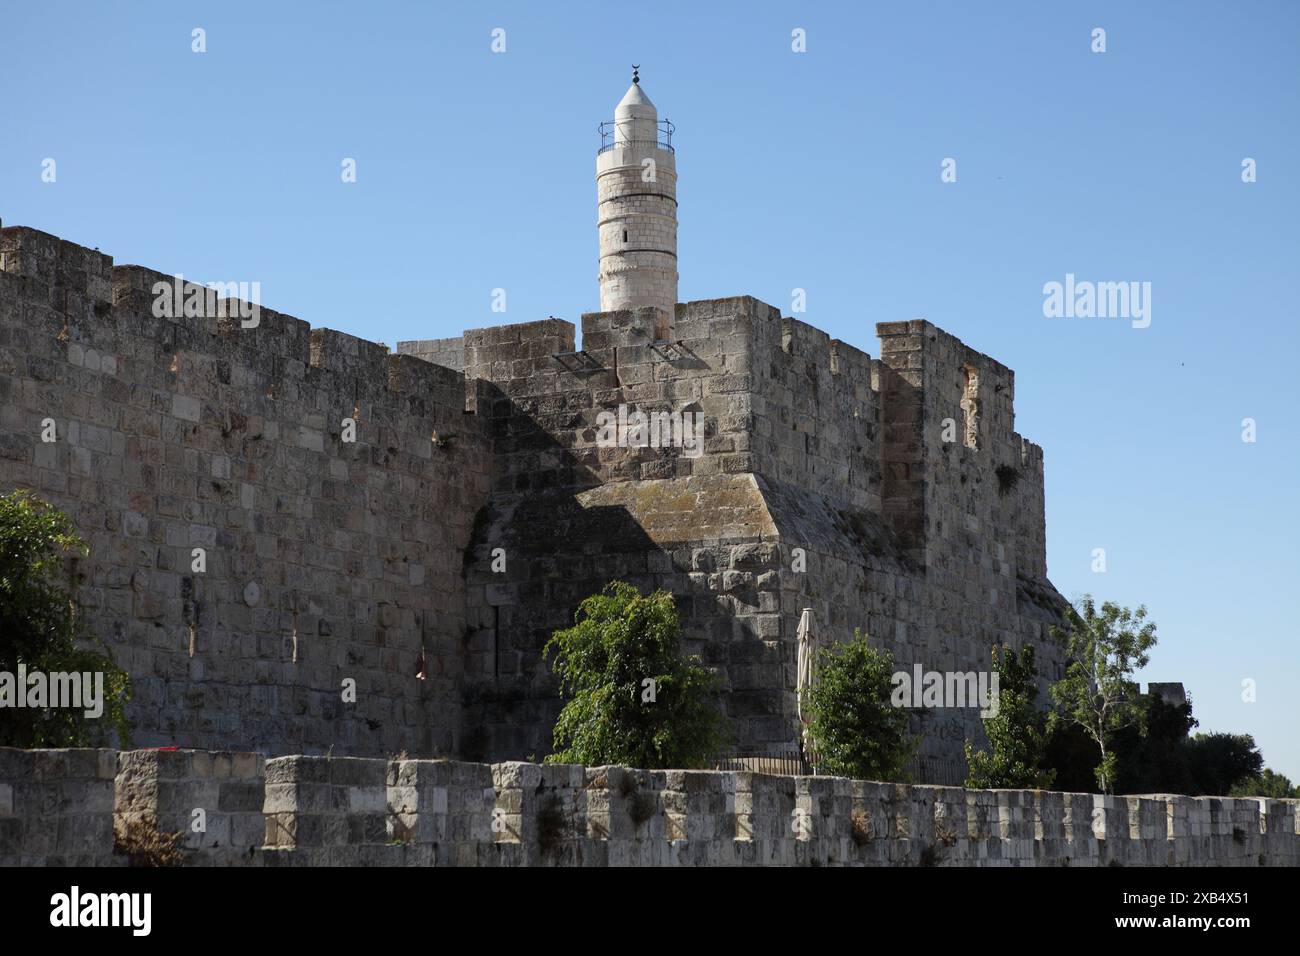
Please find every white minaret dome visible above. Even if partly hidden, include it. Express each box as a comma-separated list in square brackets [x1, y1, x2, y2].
[597, 66, 678, 339]
[617, 81, 654, 110]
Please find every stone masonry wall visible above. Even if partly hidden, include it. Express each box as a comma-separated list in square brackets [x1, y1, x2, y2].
[450, 299, 836, 761]
[0, 218, 1068, 786]
[443, 298, 1066, 781]
[0, 223, 493, 757]
[4, 748, 1296, 867]
[395, 336, 465, 373]
[115, 748, 265, 866]
[0, 747, 118, 866]
[876, 321, 1067, 685]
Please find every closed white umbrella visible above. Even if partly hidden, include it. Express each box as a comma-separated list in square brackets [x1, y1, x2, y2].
[796, 607, 819, 773]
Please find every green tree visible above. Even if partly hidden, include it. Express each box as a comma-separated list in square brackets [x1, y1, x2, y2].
[543, 581, 726, 768]
[1185, 732, 1263, 796]
[1049, 596, 1157, 793]
[806, 631, 915, 781]
[964, 644, 1055, 790]
[1048, 690, 1274, 797]
[0, 490, 131, 747]
[1042, 718, 1102, 793]
[1231, 768, 1299, 799]
[1110, 692, 1198, 795]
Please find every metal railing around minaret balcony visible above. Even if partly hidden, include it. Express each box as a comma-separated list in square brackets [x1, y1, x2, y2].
[597, 119, 675, 154]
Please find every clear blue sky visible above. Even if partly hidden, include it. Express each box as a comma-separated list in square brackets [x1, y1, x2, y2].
[3, 1, 1297, 781]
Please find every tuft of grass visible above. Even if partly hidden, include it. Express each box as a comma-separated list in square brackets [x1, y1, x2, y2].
[615, 771, 657, 825]
[114, 816, 186, 868]
[995, 464, 1022, 497]
[850, 809, 872, 847]
[629, 791, 657, 826]
[618, 773, 637, 800]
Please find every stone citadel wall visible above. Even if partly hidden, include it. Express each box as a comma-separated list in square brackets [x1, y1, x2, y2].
[1, 220, 1067, 783]
[403, 301, 1068, 781]
[0, 222, 493, 757]
[4, 748, 1296, 867]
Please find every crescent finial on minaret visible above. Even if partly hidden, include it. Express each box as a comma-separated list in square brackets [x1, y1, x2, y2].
[631, 64, 640, 85]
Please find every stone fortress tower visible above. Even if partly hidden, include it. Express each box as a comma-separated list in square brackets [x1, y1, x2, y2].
[596, 67, 678, 339]
[0, 69, 1072, 784]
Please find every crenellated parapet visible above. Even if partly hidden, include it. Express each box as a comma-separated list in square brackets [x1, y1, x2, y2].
[4, 748, 1296, 867]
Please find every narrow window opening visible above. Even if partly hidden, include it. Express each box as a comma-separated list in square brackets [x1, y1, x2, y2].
[960, 364, 980, 450]
[623, 230, 628, 242]
[492, 605, 500, 679]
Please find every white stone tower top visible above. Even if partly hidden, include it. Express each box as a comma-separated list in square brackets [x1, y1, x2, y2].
[597, 67, 678, 339]
[616, 79, 655, 112]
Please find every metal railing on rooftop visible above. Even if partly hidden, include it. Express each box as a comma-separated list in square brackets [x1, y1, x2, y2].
[598, 119, 675, 154]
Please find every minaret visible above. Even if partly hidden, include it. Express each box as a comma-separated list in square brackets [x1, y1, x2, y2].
[597, 66, 678, 339]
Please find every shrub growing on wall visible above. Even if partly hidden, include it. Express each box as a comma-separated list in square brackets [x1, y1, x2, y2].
[0, 490, 131, 747]
[543, 581, 727, 768]
[806, 632, 915, 781]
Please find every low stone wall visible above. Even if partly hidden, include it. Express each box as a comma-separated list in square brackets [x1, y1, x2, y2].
[0, 748, 118, 866]
[115, 748, 265, 866]
[1, 748, 1296, 866]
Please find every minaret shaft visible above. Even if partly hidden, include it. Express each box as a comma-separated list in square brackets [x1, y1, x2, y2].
[597, 70, 678, 339]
